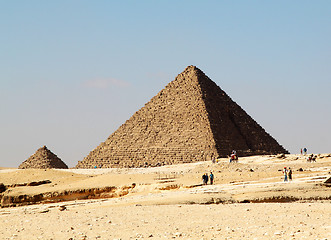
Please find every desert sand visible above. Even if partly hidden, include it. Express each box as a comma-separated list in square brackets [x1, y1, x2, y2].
[1, 154, 330, 239]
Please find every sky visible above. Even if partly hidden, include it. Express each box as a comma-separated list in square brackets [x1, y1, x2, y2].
[1, 1, 330, 168]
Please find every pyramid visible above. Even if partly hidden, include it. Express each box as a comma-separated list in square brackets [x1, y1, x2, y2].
[19, 145, 68, 169]
[76, 66, 288, 168]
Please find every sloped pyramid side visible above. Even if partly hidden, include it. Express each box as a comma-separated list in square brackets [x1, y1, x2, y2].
[76, 67, 219, 168]
[193, 67, 288, 156]
[19, 146, 68, 169]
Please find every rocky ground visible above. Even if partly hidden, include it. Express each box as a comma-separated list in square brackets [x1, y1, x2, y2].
[0, 154, 330, 239]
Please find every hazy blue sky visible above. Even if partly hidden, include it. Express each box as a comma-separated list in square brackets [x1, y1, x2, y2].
[1, 1, 330, 168]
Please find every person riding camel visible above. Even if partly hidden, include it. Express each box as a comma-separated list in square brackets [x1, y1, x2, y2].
[230, 150, 238, 162]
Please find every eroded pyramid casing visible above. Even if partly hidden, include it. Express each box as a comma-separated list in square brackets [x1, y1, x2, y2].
[19, 145, 68, 169]
[76, 66, 288, 168]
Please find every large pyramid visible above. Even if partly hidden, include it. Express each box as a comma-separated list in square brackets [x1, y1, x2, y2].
[76, 66, 288, 168]
[19, 145, 68, 169]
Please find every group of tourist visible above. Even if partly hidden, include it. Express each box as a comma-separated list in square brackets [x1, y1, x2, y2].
[282, 167, 293, 182]
[211, 150, 239, 164]
[307, 154, 317, 162]
[300, 148, 318, 162]
[202, 172, 214, 185]
[207, 150, 304, 185]
[301, 147, 308, 155]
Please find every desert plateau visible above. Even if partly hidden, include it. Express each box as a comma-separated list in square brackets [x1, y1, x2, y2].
[1, 154, 330, 239]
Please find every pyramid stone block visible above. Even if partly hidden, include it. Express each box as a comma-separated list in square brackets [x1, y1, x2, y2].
[76, 66, 288, 168]
[19, 146, 68, 169]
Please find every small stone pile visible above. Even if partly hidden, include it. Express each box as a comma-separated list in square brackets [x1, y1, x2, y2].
[76, 66, 288, 169]
[19, 146, 68, 169]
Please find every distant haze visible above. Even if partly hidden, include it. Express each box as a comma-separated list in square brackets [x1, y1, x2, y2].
[1, 1, 330, 168]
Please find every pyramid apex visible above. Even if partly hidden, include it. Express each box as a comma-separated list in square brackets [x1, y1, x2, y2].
[37, 145, 49, 153]
[181, 65, 206, 79]
[184, 65, 199, 72]
[185, 65, 197, 69]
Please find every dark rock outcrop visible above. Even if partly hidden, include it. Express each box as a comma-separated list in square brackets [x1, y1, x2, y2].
[0, 183, 6, 193]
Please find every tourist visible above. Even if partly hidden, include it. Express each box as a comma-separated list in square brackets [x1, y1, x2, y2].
[202, 173, 208, 185]
[301, 148, 303, 155]
[288, 168, 292, 181]
[283, 167, 288, 182]
[230, 152, 237, 163]
[303, 148, 307, 155]
[312, 155, 317, 162]
[307, 154, 316, 162]
[209, 172, 214, 185]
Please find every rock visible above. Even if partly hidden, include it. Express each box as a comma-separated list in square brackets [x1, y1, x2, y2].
[324, 177, 331, 184]
[174, 232, 182, 237]
[27, 180, 52, 186]
[39, 209, 49, 213]
[0, 183, 6, 193]
[59, 205, 66, 211]
[276, 153, 286, 159]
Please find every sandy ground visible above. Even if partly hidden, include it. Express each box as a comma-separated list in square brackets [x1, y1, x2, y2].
[0, 154, 330, 239]
[1, 201, 330, 240]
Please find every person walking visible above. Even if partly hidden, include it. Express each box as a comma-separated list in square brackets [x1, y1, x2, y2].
[209, 172, 214, 185]
[202, 173, 208, 185]
[283, 167, 288, 182]
[288, 168, 292, 181]
[205, 173, 209, 185]
[303, 148, 307, 155]
[202, 174, 206, 185]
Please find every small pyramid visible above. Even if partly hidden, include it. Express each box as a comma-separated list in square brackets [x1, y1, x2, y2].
[76, 66, 288, 168]
[19, 145, 68, 169]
